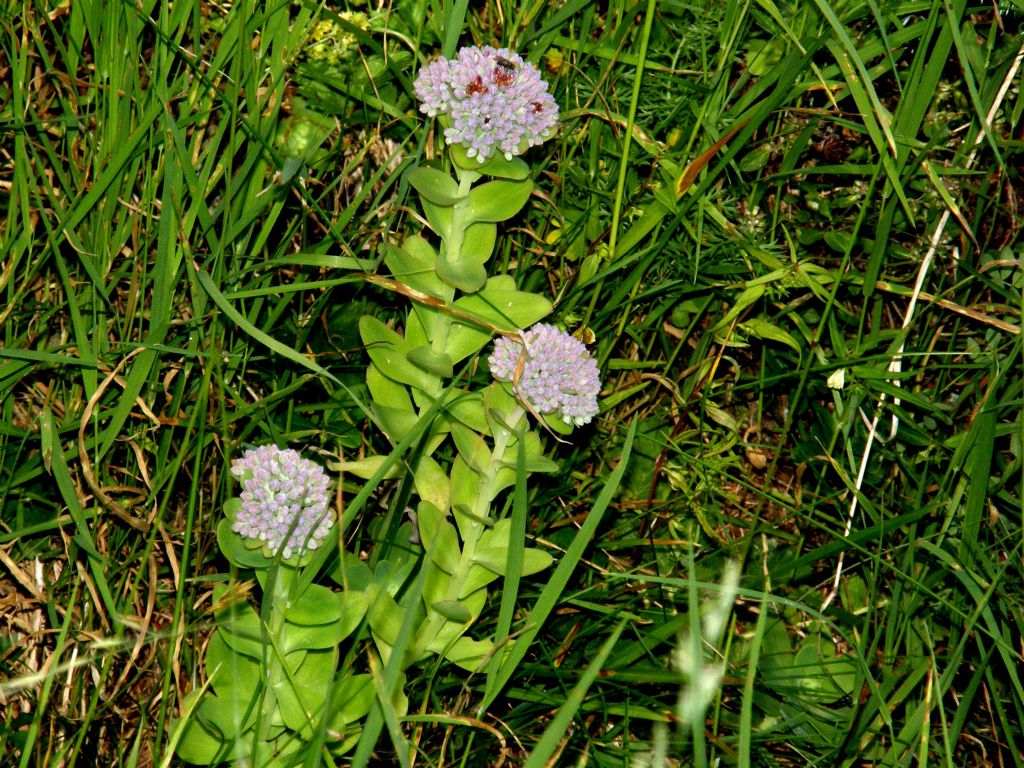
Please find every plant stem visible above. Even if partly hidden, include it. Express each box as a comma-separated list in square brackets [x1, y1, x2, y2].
[431, 169, 480, 356]
[409, 405, 525, 663]
[254, 565, 294, 764]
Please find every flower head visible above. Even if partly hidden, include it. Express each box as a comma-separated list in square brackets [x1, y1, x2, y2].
[230, 445, 333, 559]
[489, 323, 601, 427]
[413, 46, 559, 161]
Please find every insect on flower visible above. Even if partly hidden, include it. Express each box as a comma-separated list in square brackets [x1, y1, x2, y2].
[413, 46, 559, 161]
[466, 75, 488, 96]
[493, 55, 518, 87]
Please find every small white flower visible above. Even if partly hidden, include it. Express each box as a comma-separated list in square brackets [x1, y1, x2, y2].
[827, 368, 846, 390]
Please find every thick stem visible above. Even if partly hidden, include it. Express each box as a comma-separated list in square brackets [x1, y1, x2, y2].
[402, 157, 525, 664]
[409, 406, 525, 663]
[254, 566, 294, 762]
[431, 169, 479, 356]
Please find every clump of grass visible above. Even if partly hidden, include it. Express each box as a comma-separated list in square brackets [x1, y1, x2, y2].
[1, 0, 1022, 765]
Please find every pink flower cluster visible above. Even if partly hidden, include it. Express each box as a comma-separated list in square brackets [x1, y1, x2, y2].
[490, 324, 601, 427]
[414, 46, 559, 161]
[230, 445, 333, 559]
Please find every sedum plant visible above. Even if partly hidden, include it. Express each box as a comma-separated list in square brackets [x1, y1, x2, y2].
[173, 43, 599, 766]
[341, 44, 596, 678]
[172, 446, 374, 765]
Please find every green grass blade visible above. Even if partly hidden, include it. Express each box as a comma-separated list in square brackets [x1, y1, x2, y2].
[521, 618, 628, 768]
[196, 268, 340, 384]
[479, 418, 637, 712]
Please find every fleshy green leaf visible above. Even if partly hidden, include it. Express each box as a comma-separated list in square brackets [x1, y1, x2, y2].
[483, 383, 526, 434]
[473, 519, 556, 576]
[422, 592, 486, 655]
[172, 698, 233, 765]
[366, 363, 414, 413]
[438, 635, 493, 672]
[444, 391, 489, 434]
[366, 583, 403, 646]
[450, 422, 491, 473]
[359, 314, 403, 349]
[495, 429, 559, 475]
[206, 632, 260, 700]
[450, 458, 485, 540]
[284, 583, 344, 626]
[478, 518, 513, 550]
[465, 179, 533, 223]
[196, 694, 258, 753]
[431, 599, 473, 623]
[422, 198, 453, 238]
[365, 340, 437, 392]
[327, 674, 375, 733]
[446, 276, 552, 362]
[335, 454, 403, 481]
[283, 621, 341, 651]
[328, 551, 373, 592]
[435, 254, 488, 293]
[407, 166, 462, 206]
[412, 454, 450, 515]
[360, 316, 441, 394]
[407, 346, 454, 377]
[374, 404, 420, 444]
[490, 465, 518, 501]
[422, 558, 451, 606]
[473, 547, 554, 577]
[404, 301, 434, 348]
[372, 544, 421, 594]
[213, 586, 265, 659]
[417, 502, 460, 574]
[459, 562, 500, 597]
[337, 592, 370, 642]
[217, 516, 275, 570]
[540, 409, 574, 435]
[385, 237, 448, 298]
[450, 143, 530, 179]
[457, 221, 497, 269]
[172, 690, 253, 765]
[277, 647, 338, 734]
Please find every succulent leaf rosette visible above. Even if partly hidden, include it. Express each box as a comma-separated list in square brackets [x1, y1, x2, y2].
[414, 46, 559, 161]
[489, 323, 601, 427]
[227, 444, 334, 561]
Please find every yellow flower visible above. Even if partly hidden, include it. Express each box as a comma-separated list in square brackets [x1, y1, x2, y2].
[305, 11, 369, 66]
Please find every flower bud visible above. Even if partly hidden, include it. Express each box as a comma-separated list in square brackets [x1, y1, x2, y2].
[230, 445, 333, 559]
